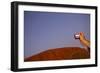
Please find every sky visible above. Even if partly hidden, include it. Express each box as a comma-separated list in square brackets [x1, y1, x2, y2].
[24, 11, 90, 58]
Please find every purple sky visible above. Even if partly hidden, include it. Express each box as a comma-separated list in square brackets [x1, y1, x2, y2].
[24, 11, 90, 58]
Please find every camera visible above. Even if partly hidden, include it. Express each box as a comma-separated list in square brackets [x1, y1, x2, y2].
[74, 34, 80, 39]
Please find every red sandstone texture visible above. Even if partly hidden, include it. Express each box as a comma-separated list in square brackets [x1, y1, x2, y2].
[24, 47, 90, 62]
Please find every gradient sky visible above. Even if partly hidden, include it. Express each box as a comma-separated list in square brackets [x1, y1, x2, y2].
[24, 11, 90, 58]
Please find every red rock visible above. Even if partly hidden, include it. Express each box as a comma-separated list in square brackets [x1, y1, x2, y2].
[24, 47, 90, 62]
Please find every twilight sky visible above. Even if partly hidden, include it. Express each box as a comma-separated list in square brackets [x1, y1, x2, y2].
[24, 11, 90, 58]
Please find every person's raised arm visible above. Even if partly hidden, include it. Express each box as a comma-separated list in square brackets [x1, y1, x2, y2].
[79, 32, 90, 48]
[74, 32, 90, 52]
